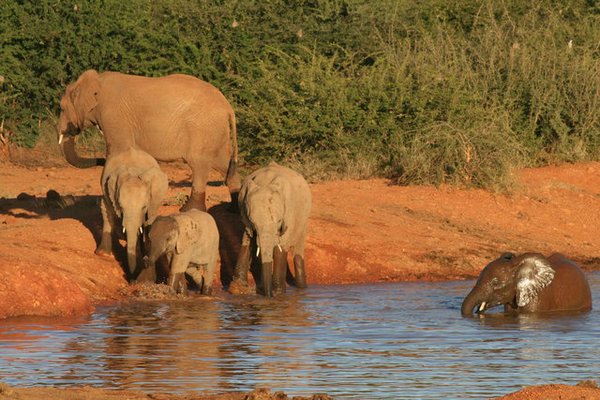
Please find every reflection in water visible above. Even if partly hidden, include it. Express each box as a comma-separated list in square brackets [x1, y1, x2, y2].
[0, 275, 599, 399]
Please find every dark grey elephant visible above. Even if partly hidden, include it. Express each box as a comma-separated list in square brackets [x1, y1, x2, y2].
[57, 69, 240, 211]
[145, 210, 219, 295]
[232, 162, 311, 297]
[96, 147, 168, 278]
[462, 252, 592, 316]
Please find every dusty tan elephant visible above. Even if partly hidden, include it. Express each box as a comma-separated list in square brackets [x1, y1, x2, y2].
[461, 252, 592, 316]
[96, 147, 168, 279]
[232, 162, 311, 297]
[57, 69, 241, 211]
[145, 210, 219, 295]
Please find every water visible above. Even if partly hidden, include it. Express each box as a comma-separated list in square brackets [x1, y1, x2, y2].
[1, 274, 600, 399]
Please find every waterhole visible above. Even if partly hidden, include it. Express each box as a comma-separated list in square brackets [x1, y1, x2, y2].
[1, 274, 599, 398]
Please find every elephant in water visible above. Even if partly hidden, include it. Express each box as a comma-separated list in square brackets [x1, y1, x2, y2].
[96, 147, 168, 279]
[232, 162, 311, 297]
[461, 252, 592, 316]
[145, 210, 219, 295]
[57, 69, 241, 211]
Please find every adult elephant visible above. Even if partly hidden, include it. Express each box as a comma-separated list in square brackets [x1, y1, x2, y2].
[232, 162, 311, 297]
[57, 69, 240, 211]
[461, 252, 592, 316]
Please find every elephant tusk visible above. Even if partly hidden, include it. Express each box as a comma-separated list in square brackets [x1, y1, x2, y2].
[139, 227, 143, 235]
[58, 134, 64, 145]
[256, 246, 260, 257]
[478, 302, 487, 313]
[122, 227, 126, 234]
[277, 244, 282, 252]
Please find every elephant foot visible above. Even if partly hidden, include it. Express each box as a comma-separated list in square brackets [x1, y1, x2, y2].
[293, 255, 307, 289]
[229, 278, 254, 295]
[95, 233, 113, 256]
[135, 265, 157, 283]
[201, 284, 213, 296]
[94, 247, 112, 258]
[180, 191, 206, 212]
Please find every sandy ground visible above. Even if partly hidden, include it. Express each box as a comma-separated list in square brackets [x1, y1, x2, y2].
[1, 152, 600, 399]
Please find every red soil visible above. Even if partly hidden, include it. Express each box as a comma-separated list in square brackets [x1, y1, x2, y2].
[1, 154, 599, 399]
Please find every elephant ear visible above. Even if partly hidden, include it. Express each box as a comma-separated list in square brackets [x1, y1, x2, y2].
[175, 215, 198, 255]
[140, 167, 168, 225]
[106, 172, 122, 218]
[70, 70, 99, 129]
[239, 178, 257, 222]
[515, 255, 556, 307]
[270, 176, 289, 236]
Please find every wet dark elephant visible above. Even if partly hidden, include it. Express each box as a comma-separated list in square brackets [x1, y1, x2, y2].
[461, 252, 592, 316]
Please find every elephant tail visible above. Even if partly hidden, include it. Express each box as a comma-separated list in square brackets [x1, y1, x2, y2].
[225, 110, 239, 187]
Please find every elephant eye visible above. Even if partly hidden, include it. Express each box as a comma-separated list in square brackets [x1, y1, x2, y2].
[491, 277, 501, 288]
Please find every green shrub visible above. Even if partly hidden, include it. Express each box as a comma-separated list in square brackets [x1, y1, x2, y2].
[1, 0, 600, 189]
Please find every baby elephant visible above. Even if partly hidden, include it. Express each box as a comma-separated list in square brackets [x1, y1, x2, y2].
[462, 252, 592, 316]
[233, 162, 311, 297]
[96, 148, 168, 279]
[146, 210, 219, 295]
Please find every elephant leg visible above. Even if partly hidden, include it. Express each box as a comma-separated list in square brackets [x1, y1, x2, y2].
[197, 263, 215, 296]
[202, 256, 217, 296]
[136, 256, 157, 283]
[181, 159, 208, 211]
[95, 197, 113, 256]
[272, 246, 287, 295]
[181, 191, 206, 212]
[232, 232, 251, 286]
[293, 255, 307, 289]
[168, 272, 188, 296]
[186, 265, 206, 293]
[169, 254, 190, 295]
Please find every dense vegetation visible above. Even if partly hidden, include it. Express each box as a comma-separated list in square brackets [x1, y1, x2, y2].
[2, 1, 600, 188]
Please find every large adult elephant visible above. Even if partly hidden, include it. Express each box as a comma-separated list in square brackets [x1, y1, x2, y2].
[57, 69, 241, 211]
[461, 252, 592, 316]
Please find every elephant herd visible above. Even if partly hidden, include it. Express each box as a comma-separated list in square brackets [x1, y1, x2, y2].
[57, 70, 309, 298]
[57, 70, 593, 312]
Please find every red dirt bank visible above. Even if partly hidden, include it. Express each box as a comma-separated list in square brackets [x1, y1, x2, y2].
[2, 160, 600, 318]
[1, 159, 600, 400]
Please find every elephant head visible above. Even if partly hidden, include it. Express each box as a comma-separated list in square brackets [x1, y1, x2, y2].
[57, 69, 104, 168]
[461, 252, 556, 316]
[241, 176, 289, 297]
[146, 216, 177, 269]
[106, 172, 152, 276]
[145, 215, 196, 293]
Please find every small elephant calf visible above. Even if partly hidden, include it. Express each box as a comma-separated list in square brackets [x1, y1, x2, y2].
[145, 210, 219, 295]
[96, 148, 168, 279]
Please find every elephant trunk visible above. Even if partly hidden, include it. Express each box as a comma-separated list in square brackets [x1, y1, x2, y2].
[461, 287, 483, 316]
[124, 219, 143, 278]
[262, 261, 274, 297]
[60, 134, 105, 168]
[257, 230, 277, 297]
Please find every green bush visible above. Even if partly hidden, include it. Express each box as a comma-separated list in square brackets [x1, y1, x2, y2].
[1, 0, 600, 188]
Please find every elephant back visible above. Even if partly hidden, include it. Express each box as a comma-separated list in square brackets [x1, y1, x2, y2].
[531, 254, 592, 312]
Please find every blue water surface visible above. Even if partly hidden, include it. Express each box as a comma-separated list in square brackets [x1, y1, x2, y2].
[1, 273, 599, 399]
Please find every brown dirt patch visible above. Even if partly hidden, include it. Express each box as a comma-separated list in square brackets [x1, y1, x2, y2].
[0, 383, 332, 400]
[495, 381, 600, 399]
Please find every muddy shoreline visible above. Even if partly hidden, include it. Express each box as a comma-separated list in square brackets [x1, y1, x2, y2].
[2, 160, 600, 399]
